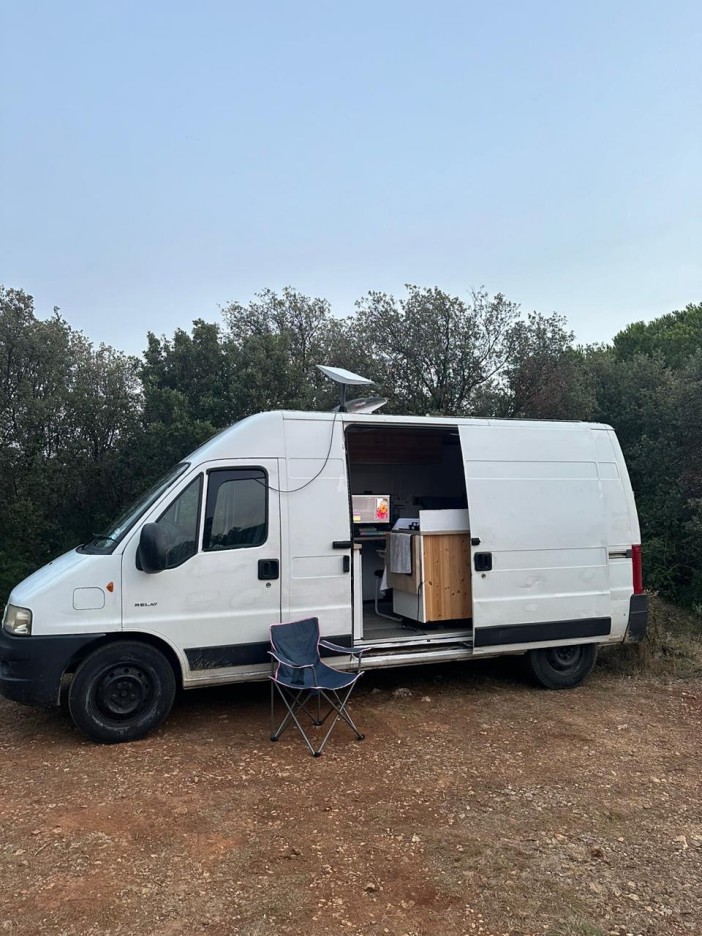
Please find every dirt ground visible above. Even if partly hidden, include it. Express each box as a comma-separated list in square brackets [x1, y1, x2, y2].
[0, 656, 700, 936]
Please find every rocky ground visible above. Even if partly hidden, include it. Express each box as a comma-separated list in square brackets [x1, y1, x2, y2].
[1, 650, 700, 936]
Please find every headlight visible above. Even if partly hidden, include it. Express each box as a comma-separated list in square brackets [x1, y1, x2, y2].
[2, 605, 33, 636]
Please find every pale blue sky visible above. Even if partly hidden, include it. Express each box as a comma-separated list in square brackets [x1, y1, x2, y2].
[2, 0, 700, 354]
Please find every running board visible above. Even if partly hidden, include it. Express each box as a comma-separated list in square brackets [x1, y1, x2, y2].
[357, 632, 473, 652]
[359, 643, 474, 670]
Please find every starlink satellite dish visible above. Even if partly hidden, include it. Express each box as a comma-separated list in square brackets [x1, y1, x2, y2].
[316, 365, 374, 386]
[316, 365, 385, 413]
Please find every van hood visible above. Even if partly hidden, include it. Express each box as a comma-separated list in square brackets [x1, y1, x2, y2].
[9, 549, 97, 604]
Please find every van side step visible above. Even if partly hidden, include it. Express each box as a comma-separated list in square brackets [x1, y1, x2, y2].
[357, 631, 473, 652]
[359, 642, 474, 670]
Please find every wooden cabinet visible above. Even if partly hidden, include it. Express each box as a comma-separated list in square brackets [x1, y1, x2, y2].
[387, 531, 472, 623]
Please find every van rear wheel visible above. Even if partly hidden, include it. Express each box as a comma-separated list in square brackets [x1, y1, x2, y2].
[68, 642, 176, 744]
[526, 644, 597, 689]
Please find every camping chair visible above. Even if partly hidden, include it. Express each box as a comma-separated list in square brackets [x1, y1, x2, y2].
[269, 617, 367, 757]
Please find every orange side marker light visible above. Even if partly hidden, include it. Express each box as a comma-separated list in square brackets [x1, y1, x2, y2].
[106, 582, 115, 593]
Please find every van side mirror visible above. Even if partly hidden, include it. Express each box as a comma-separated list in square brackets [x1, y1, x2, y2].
[137, 523, 168, 574]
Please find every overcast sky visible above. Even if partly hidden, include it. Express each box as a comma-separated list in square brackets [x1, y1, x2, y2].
[2, 0, 700, 355]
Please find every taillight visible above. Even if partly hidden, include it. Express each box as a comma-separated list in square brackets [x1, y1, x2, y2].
[632, 544, 643, 594]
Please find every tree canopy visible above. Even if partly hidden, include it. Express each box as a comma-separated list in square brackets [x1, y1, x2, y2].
[1, 285, 700, 608]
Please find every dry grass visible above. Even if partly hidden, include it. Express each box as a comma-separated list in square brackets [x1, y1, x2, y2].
[599, 594, 702, 677]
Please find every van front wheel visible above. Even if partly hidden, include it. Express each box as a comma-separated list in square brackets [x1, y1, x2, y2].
[68, 642, 176, 744]
[526, 644, 597, 690]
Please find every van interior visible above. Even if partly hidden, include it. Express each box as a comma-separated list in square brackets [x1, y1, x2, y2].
[345, 425, 474, 645]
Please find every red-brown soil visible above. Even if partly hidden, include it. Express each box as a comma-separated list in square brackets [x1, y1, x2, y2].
[1, 659, 700, 936]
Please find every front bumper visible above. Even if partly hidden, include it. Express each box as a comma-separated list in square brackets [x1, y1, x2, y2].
[624, 594, 648, 643]
[0, 630, 104, 707]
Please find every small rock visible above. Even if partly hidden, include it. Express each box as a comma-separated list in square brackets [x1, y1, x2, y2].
[392, 688, 412, 699]
[364, 882, 377, 892]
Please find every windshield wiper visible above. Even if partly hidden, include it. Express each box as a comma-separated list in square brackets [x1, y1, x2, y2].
[85, 532, 119, 546]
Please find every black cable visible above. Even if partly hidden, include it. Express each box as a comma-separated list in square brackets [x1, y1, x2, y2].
[255, 409, 340, 495]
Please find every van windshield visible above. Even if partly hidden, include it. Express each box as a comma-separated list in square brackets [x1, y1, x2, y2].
[79, 463, 190, 554]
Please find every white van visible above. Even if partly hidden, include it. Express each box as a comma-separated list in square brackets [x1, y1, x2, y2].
[0, 410, 648, 743]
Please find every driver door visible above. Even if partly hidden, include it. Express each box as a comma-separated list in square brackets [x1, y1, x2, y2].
[123, 460, 282, 672]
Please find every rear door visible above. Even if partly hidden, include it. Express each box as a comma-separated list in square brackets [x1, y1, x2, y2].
[459, 423, 611, 653]
[595, 428, 641, 639]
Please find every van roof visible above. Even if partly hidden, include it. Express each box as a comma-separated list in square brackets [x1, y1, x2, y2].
[281, 410, 614, 431]
[187, 409, 615, 464]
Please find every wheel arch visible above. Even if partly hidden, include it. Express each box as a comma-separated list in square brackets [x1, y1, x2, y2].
[63, 632, 185, 688]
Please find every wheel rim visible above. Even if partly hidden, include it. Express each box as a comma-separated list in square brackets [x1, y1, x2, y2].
[545, 646, 583, 675]
[94, 665, 153, 720]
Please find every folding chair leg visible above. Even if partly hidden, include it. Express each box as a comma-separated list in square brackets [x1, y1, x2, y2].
[270, 685, 325, 756]
[270, 680, 364, 757]
[313, 687, 365, 756]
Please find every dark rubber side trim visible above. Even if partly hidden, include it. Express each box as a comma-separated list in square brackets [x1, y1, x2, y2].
[0, 631, 104, 707]
[185, 633, 353, 670]
[624, 594, 648, 643]
[474, 617, 612, 648]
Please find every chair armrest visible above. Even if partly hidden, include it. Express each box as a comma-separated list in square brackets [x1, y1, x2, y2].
[268, 650, 314, 670]
[319, 640, 367, 673]
[319, 640, 367, 656]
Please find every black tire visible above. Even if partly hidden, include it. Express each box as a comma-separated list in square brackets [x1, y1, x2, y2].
[68, 641, 176, 744]
[525, 643, 598, 690]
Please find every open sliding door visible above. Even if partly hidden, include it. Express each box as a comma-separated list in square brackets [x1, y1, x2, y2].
[459, 423, 612, 653]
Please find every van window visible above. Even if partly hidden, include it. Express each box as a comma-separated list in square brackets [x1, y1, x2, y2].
[203, 468, 268, 550]
[156, 475, 202, 569]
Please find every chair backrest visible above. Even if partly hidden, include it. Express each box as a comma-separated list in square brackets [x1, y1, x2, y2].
[270, 617, 321, 666]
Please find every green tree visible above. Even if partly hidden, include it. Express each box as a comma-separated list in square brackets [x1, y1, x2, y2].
[613, 302, 702, 368]
[221, 286, 341, 411]
[139, 320, 236, 480]
[498, 313, 592, 419]
[0, 286, 141, 604]
[347, 286, 521, 415]
[584, 318, 702, 606]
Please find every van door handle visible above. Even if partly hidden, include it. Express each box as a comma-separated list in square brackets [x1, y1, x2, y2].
[258, 559, 279, 580]
[333, 540, 352, 549]
[474, 552, 492, 572]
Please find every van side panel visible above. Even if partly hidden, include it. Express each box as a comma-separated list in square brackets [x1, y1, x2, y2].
[461, 424, 611, 651]
[282, 417, 353, 639]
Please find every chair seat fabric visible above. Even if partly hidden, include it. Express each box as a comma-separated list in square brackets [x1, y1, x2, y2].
[274, 660, 358, 692]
